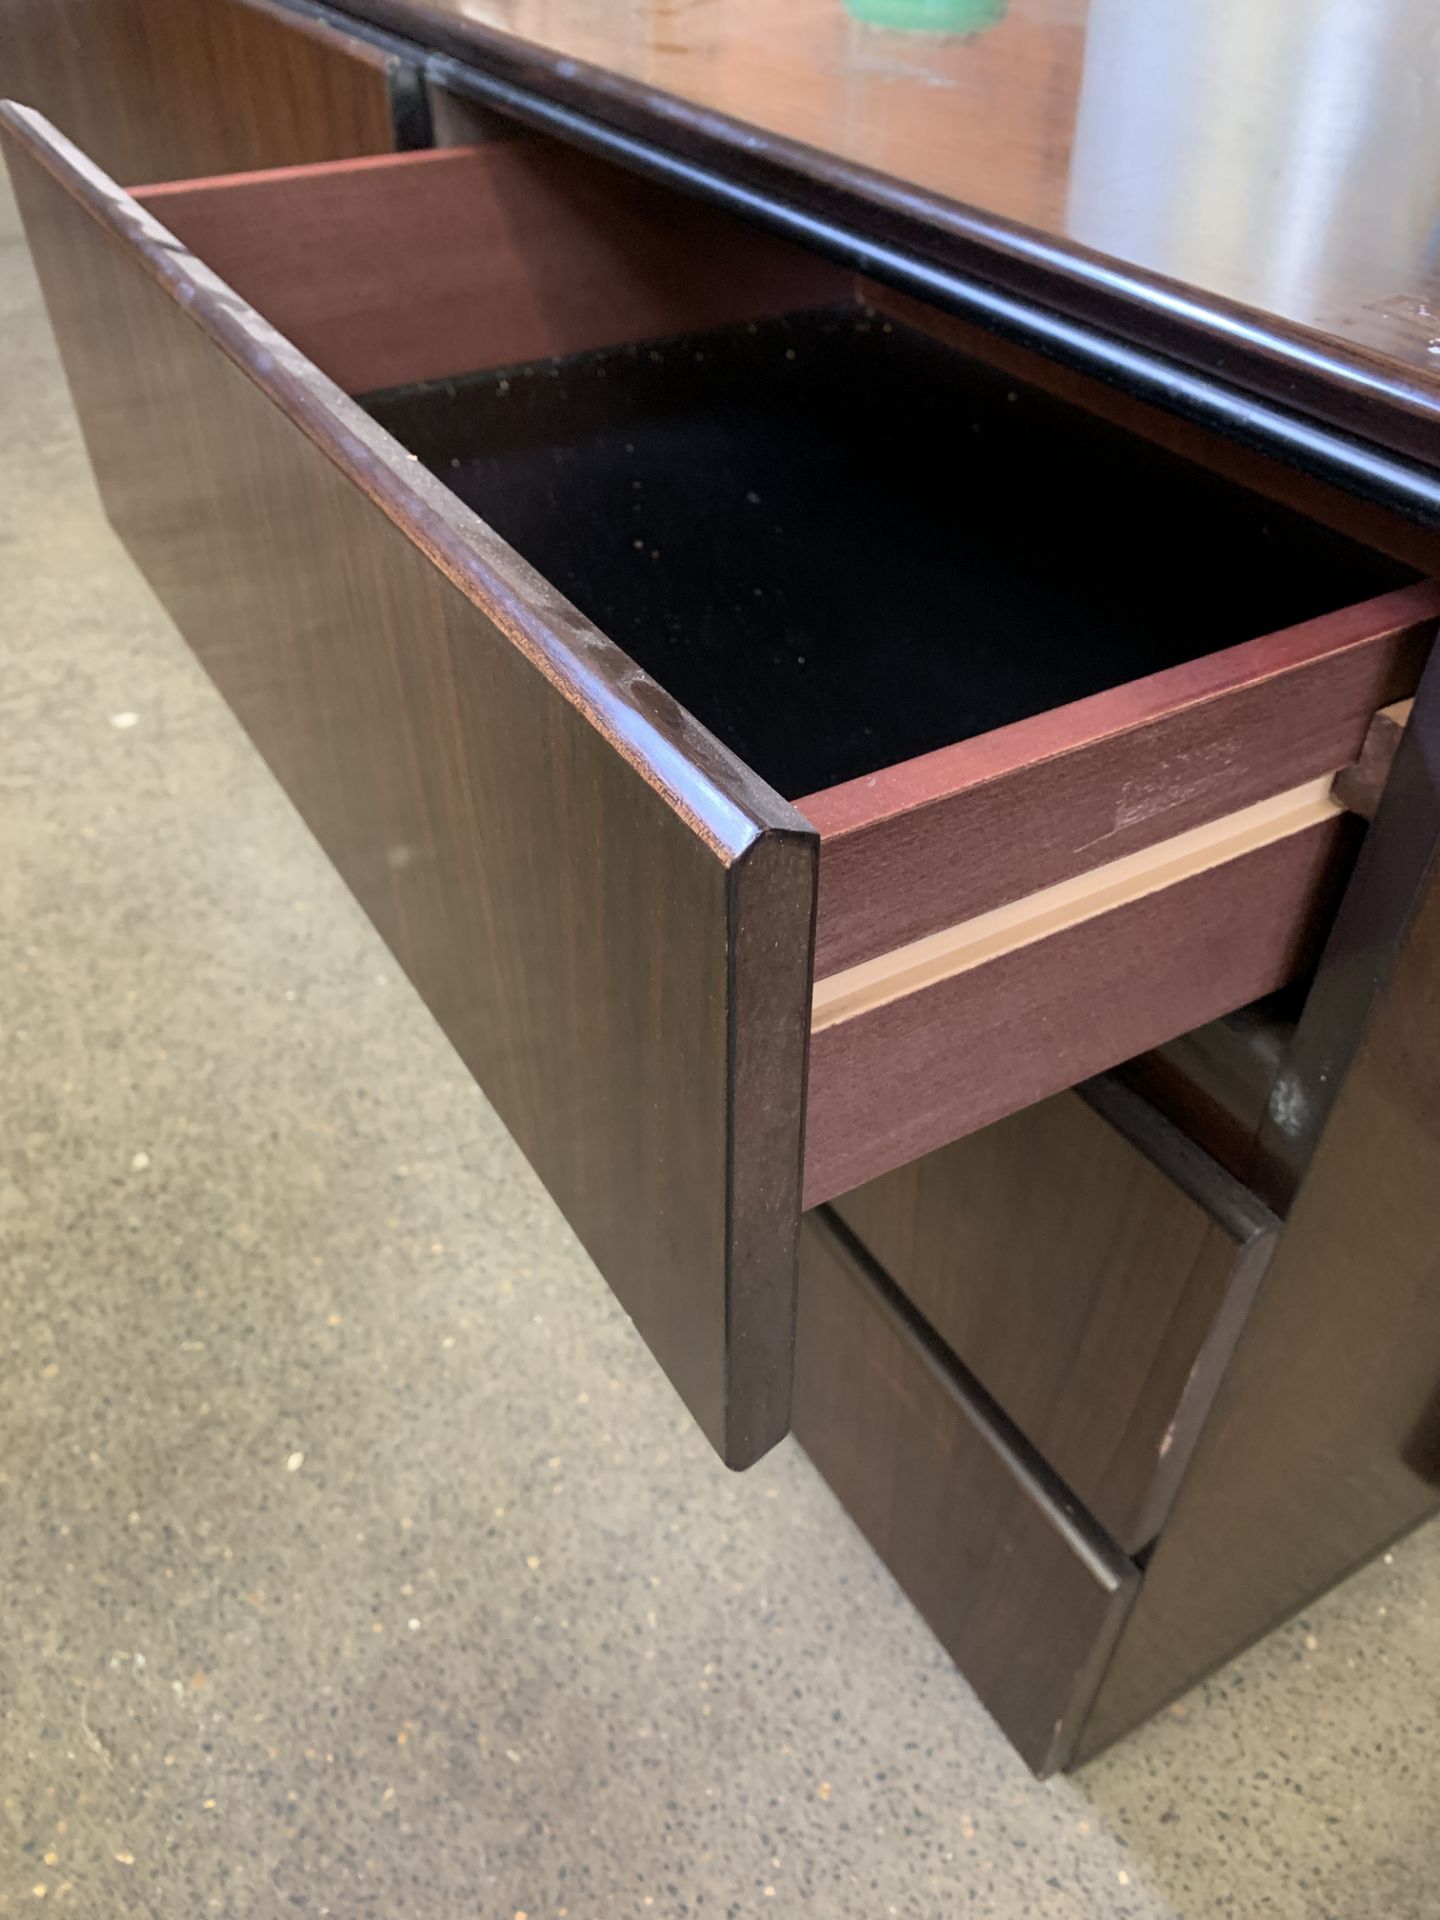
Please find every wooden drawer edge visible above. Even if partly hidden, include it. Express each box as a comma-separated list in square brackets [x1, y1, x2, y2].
[812, 776, 1338, 1031]
[1078, 1075, 1281, 1250]
[794, 1209, 1139, 1775]
[804, 787, 1351, 1206]
[803, 585, 1436, 979]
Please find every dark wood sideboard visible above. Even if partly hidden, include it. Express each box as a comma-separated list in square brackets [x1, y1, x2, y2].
[6, 0, 1440, 1775]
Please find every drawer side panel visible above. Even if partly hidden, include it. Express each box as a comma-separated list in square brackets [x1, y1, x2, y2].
[804, 811, 1350, 1207]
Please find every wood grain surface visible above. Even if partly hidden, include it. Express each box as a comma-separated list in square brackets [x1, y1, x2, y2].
[4, 103, 817, 1469]
[802, 582, 1436, 980]
[792, 1209, 1138, 1778]
[1077, 646, 1440, 1757]
[803, 811, 1350, 1209]
[136, 141, 849, 398]
[832, 1079, 1277, 1555]
[2, 0, 404, 186]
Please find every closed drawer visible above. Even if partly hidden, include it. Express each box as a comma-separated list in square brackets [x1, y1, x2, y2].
[6, 112, 1436, 1465]
[793, 1208, 1138, 1776]
[832, 1078, 1278, 1552]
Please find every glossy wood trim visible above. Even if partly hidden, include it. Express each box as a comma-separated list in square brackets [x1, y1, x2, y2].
[3, 102, 818, 1468]
[134, 142, 850, 398]
[801, 587, 1436, 979]
[803, 809, 1350, 1209]
[390, 33, 1440, 508]
[793, 1209, 1138, 1777]
[1, 105, 803, 856]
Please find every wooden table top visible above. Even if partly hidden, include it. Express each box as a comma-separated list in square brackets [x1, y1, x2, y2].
[343, 0, 1440, 482]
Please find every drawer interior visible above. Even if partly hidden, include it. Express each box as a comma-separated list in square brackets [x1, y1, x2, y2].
[357, 309, 1406, 804]
[139, 141, 1413, 810]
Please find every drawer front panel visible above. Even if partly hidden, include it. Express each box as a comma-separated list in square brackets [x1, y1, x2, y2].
[3, 106, 817, 1469]
[793, 1211, 1138, 1776]
[832, 1079, 1278, 1552]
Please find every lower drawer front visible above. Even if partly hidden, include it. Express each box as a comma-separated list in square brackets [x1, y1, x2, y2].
[831, 1079, 1278, 1553]
[793, 1210, 1138, 1777]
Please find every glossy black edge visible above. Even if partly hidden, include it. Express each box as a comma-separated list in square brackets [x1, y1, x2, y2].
[1078, 1075, 1280, 1250]
[319, 0, 1440, 487]
[721, 828, 819, 1470]
[808, 1208, 1136, 1597]
[395, 53, 1440, 531]
[386, 59, 434, 152]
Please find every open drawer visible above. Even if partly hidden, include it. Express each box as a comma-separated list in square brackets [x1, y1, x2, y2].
[7, 112, 1436, 1465]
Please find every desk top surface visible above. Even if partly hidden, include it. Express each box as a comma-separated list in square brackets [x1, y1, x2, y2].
[348, 0, 1440, 474]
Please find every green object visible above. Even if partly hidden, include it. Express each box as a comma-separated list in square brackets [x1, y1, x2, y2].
[844, 0, 1006, 30]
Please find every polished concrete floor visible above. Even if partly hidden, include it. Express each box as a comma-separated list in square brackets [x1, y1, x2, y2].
[3, 171, 1439, 1920]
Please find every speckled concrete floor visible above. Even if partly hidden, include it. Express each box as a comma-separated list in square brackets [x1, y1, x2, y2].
[3, 171, 1438, 1920]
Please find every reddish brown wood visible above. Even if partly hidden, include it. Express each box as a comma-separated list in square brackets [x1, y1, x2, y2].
[1331, 700, 1412, 822]
[1, 0, 403, 186]
[135, 141, 851, 398]
[802, 582, 1436, 979]
[831, 1079, 1277, 1555]
[3, 102, 818, 1469]
[792, 1209, 1138, 1777]
[803, 814, 1350, 1208]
